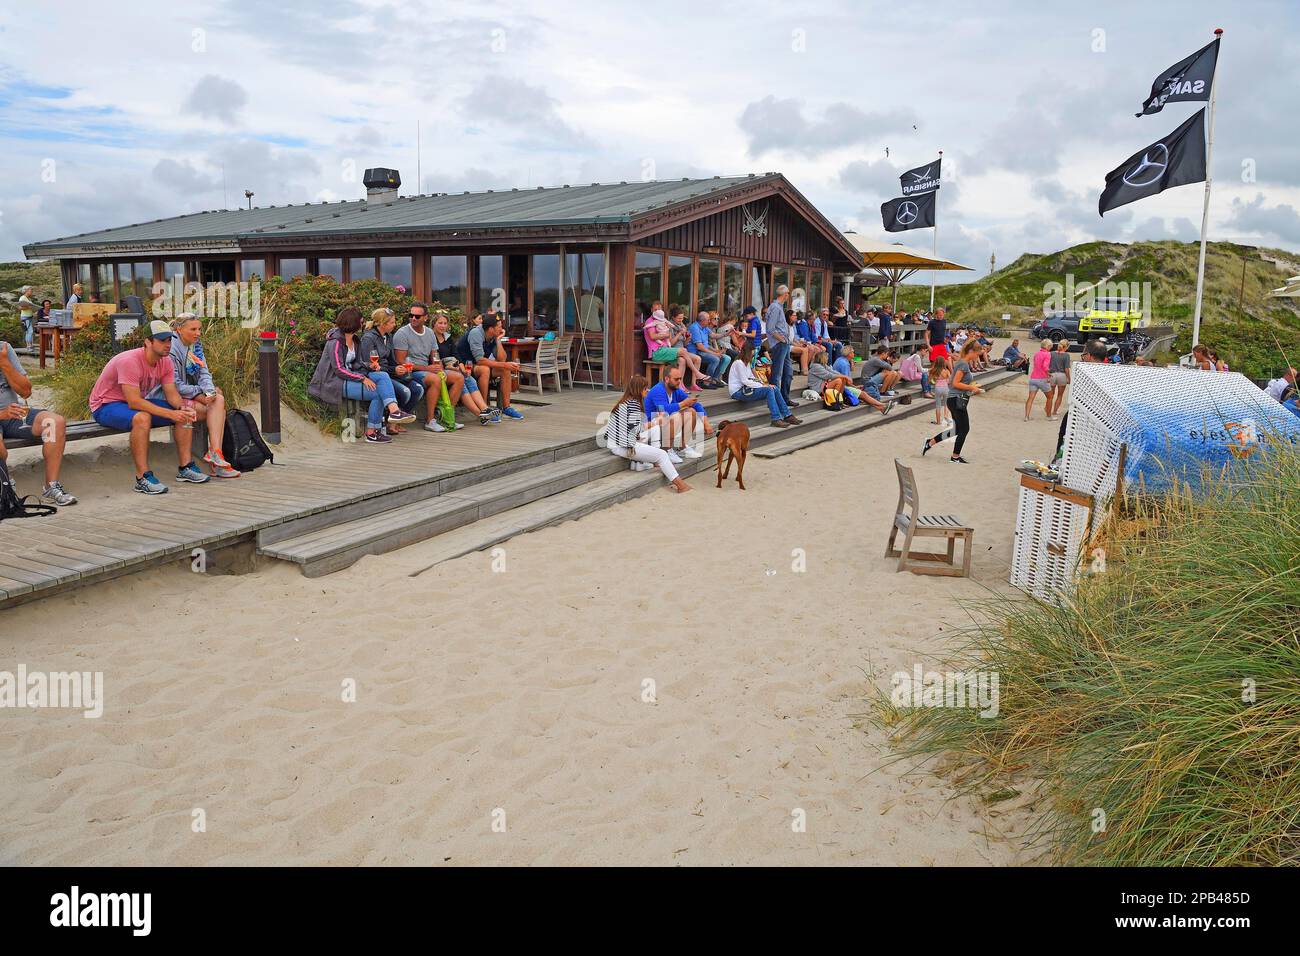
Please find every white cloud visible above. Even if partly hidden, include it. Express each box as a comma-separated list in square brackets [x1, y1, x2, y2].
[0, 0, 1296, 275]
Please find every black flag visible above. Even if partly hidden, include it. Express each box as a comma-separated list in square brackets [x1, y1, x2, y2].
[1137, 37, 1219, 117]
[1099, 109, 1206, 216]
[882, 191, 936, 232]
[900, 159, 941, 196]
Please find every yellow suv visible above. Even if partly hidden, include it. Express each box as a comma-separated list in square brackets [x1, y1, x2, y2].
[1079, 296, 1142, 335]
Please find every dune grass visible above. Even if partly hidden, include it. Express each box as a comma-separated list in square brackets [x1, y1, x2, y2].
[873, 446, 1300, 866]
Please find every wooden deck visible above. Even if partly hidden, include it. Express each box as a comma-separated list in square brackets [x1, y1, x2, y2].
[0, 389, 619, 608]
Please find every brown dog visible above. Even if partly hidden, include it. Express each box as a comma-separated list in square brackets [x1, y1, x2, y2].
[715, 419, 750, 490]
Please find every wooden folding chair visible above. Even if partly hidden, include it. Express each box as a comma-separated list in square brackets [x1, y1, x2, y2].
[885, 458, 974, 577]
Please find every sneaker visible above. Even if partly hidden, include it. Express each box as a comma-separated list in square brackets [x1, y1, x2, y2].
[667, 450, 684, 465]
[387, 409, 417, 425]
[425, 420, 447, 433]
[176, 461, 211, 483]
[770, 419, 791, 428]
[680, 445, 703, 459]
[489, 408, 502, 424]
[883, 390, 900, 398]
[134, 471, 168, 495]
[202, 450, 241, 479]
[881, 399, 897, 415]
[450, 422, 465, 430]
[629, 461, 654, 472]
[501, 406, 525, 420]
[364, 429, 393, 444]
[40, 481, 78, 506]
[478, 411, 495, 426]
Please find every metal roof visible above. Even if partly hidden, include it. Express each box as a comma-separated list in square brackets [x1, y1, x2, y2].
[25, 176, 764, 257]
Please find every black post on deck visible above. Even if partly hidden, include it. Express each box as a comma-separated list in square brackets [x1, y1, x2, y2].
[258, 330, 281, 444]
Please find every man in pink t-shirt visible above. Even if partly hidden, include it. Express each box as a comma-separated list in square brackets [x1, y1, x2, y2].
[1025, 338, 1055, 421]
[89, 319, 205, 495]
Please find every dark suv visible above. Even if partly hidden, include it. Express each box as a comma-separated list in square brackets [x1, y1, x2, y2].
[1030, 311, 1086, 343]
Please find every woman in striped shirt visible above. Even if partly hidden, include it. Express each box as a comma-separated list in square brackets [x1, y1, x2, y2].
[604, 374, 691, 493]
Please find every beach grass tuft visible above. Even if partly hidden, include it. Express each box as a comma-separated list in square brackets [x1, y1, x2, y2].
[874, 444, 1300, 866]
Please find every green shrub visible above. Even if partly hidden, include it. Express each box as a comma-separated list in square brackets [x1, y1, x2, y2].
[0, 317, 23, 348]
[872, 447, 1300, 865]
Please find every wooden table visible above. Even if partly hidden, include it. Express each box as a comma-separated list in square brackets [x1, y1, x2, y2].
[499, 339, 539, 363]
[37, 324, 80, 369]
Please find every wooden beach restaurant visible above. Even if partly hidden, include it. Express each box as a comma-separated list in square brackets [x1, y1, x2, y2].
[24, 171, 865, 388]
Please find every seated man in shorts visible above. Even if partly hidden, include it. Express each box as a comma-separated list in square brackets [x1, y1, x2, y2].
[88, 319, 206, 495]
[0, 338, 77, 505]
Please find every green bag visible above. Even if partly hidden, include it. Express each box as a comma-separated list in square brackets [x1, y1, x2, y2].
[436, 377, 458, 431]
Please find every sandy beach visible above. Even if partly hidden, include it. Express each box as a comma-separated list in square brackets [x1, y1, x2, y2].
[0, 373, 1056, 866]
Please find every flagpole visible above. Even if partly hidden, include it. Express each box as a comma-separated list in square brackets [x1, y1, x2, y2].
[930, 149, 941, 312]
[1191, 29, 1222, 348]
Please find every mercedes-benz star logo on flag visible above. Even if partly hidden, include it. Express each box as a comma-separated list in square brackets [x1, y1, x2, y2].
[1122, 143, 1169, 188]
[896, 202, 919, 225]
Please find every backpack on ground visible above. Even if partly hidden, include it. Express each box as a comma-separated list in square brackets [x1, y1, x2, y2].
[0, 459, 55, 521]
[221, 409, 275, 472]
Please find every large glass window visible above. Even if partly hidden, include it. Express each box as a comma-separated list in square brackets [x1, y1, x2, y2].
[666, 256, 692, 317]
[117, 262, 133, 302]
[565, 251, 605, 333]
[634, 252, 663, 326]
[347, 257, 376, 281]
[532, 255, 560, 331]
[695, 258, 720, 317]
[773, 267, 790, 298]
[428, 255, 467, 309]
[380, 256, 412, 289]
[476, 255, 504, 313]
[164, 260, 187, 283]
[316, 258, 342, 281]
[199, 260, 235, 284]
[809, 271, 824, 314]
[790, 270, 808, 314]
[723, 261, 744, 321]
[95, 263, 114, 300]
[133, 262, 154, 300]
[76, 263, 91, 289]
[750, 264, 770, 309]
[279, 258, 308, 279]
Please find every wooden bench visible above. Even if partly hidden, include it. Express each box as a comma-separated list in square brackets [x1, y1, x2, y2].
[5, 418, 207, 453]
[885, 458, 974, 577]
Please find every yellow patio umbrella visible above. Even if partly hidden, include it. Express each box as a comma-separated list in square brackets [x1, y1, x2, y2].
[842, 231, 972, 310]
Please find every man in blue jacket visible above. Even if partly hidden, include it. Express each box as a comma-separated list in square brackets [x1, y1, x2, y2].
[643, 365, 710, 462]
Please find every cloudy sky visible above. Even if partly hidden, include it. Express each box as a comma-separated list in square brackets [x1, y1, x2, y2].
[1, 0, 1297, 282]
